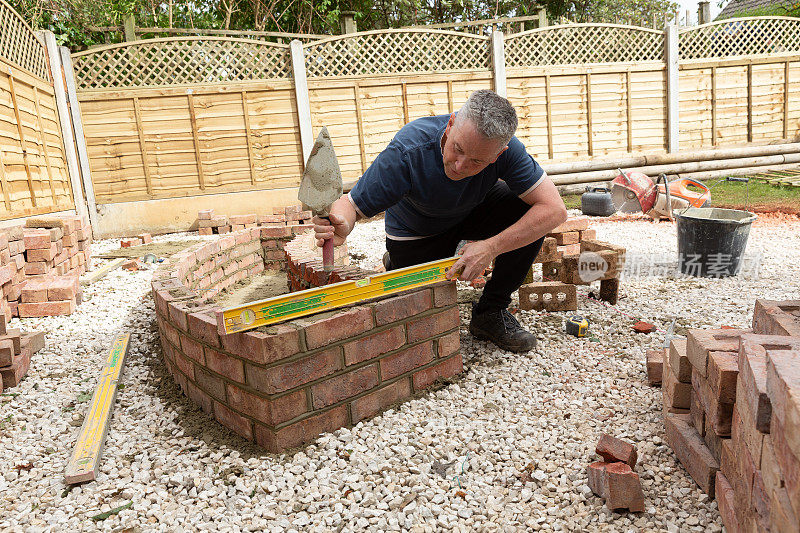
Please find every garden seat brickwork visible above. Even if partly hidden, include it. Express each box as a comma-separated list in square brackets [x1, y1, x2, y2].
[152, 226, 462, 452]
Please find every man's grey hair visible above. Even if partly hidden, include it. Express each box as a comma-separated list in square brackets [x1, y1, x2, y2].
[454, 89, 518, 147]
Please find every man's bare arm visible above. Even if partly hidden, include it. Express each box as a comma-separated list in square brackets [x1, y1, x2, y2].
[449, 176, 568, 281]
[312, 194, 363, 247]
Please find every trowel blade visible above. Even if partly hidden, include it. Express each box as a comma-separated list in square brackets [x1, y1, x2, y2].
[298, 127, 343, 217]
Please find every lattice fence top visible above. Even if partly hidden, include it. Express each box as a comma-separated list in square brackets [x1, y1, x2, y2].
[505, 24, 664, 67]
[303, 29, 490, 78]
[680, 16, 800, 59]
[72, 37, 291, 89]
[0, 0, 49, 80]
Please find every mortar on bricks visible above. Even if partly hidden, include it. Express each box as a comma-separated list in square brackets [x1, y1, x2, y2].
[152, 227, 462, 452]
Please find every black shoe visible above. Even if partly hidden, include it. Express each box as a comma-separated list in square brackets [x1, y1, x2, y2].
[469, 306, 537, 353]
[382, 251, 391, 270]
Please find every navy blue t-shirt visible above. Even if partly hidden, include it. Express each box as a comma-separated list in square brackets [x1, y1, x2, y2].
[349, 115, 545, 239]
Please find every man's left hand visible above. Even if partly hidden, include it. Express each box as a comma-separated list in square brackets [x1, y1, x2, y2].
[447, 240, 497, 282]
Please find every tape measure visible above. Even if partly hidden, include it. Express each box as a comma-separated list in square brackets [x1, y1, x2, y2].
[565, 315, 589, 337]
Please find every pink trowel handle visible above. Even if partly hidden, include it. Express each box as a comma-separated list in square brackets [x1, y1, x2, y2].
[321, 216, 334, 270]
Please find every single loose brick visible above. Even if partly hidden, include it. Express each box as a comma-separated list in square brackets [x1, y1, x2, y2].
[47, 276, 78, 301]
[411, 353, 463, 391]
[596, 434, 638, 467]
[753, 299, 800, 337]
[17, 300, 75, 317]
[603, 462, 645, 512]
[23, 230, 51, 250]
[664, 414, 719, 497]
[771, 414, 800, 521]
[311, 364, 379, 409]
[587, 461, 608, 498]
[662, 357, 691, 410]
[350, 378, 412, 424]
[707, 350, 739, 404]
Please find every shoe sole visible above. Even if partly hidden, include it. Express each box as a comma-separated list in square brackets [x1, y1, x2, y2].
[469, 323, 537, 353]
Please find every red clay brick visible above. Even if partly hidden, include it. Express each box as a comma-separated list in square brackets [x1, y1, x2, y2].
[187, 310, 221, 348]
[0, 342, 33, 388]
[380, 341, 435, 381]
[412, 353, 463, 391]
[261, 226, 291, 238]
[226, 384, 273, 425]
[246, 347, 342, 395]
[596, 434, 638, 467]
[707, 350, 739, 404]
[663, 358, 691, 410]
[752, 470, 772, 530]
[24, 261, 50, 276]
[172, 350, 195, 381]
[716, 472, 740, 533]
[691, 389, 706, 437]
[753, 299, 800, 337]
[766, 349, 800, 459]
[732, 389, 765, 467]
[432, 281, 457, 307]
[587, 461, 608, 498]
[604, 462, 645, 512]
[20, 278, 49, 303]
[220, 324, 301, 365]
[664, 414, 719, 497]
[646, 348, 664, 386]
[350, 378, 412, 424]
[213, 401, 253, 440]
[770, 486, 800, 533]
[179, 335, 204, 364]
[0, 339, 14, 367]
[686, 328, 749, 377]
[373, 290, 433, 326]
[17, 300, 75, 317]
[771, 415, 800, 520]
[195, 367, 226, 401]
[23, 230, 51, 250]
[693, 367, 734, 436]
[205, 347, 244, 382]
[301, 307, 374, 350]
[186, 381, 213, 414]
[406, 307, 460, 343]
[255, 404, 349, 452]
[311, 364, 379, 409]
[343, 326, 405, 366]
[437, 330, 460, 358]
[668, 338, 691, 382]
[25, 242, 57, 262]
[739, 335, 777, 433]
[761, 434, 783, 495]
[47, 276, 78, 301]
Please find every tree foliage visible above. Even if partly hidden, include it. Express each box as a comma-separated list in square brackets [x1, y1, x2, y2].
[7, 0, 680, 51]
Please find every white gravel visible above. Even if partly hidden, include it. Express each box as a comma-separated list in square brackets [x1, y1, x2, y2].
[1, 214, 798, 532]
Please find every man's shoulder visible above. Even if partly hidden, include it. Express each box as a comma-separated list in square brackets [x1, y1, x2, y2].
[390, 115, 449, 154]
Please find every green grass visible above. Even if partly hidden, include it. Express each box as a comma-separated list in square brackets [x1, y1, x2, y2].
[561, 177, 800, 213]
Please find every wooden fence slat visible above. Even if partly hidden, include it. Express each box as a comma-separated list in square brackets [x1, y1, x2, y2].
[586, 72, 593, 156]
[401, 82, 409, 123]
[784, 61, 790, 140]
[447, 80, 454, 113]
[353, 82, 367, 173]
[545, 75, 553, 159]
[0, 141, 11, 211]
[186, 92, 206, 190]
[132, 96, 153, 196]
[626, 70, 633, 152]
[32, 85, 57, 205]
[711, 66, 717, 146]
[7, 72, 38, 207]
[747, 64, 753, 143]
[241, 90, 256, 185]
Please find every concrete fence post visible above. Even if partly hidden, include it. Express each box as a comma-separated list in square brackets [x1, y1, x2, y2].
[38, 30, 88, 219]
[665, 24, 680, 153]
[291, 40, 313, 166]
[491, 31, 507, 98]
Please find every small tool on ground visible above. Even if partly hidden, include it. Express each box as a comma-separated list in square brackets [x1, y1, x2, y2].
[298, 127, 343, 271]
[566, 315, 589, 337]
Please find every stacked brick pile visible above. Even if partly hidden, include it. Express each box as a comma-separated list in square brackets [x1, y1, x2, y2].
[120, 233, 153, 248]
[16, 216, 91, 317]
[0, 226, 25, 320]
[518, 217, 625, 312]
[0, 315, 45, 392]
[587, 434, 645, 512]
[197, 206, 311, 236]
[662, 299, 800, 532]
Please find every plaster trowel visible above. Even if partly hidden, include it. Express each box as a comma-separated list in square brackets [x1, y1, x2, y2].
[298, 127, 343, 270]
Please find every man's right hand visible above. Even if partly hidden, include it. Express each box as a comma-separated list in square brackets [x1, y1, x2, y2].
[313, 213, 350, 248]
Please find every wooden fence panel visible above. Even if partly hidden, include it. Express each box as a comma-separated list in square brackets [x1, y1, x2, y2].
[0, 60, 73, 219]
[78, 82, 303, 204]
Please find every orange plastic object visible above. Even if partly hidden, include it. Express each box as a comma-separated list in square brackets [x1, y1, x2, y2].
[658, 178, 710, 208]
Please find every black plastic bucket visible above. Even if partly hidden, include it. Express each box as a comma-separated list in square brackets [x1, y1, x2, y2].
[675, 208, 757, 277]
